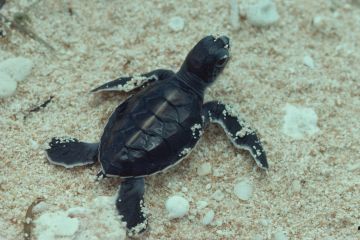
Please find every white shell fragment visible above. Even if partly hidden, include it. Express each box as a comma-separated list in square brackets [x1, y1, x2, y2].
[246, 0, 279, 27]
[165, 195, 190, 219]
[282, 104, 319, 139]
[34, 211, 79, 239]
[303, 55, 315, 68]
[197, 162, 212, 176]
[0, 57, 33, 98]
[201, 209, 215, 225]
[0, 72, 17, 98]
[0, 57, 33, 82]
[234, 180, 253, 201]
[34, 196, 126, 240]
[168, 16, 185, 32]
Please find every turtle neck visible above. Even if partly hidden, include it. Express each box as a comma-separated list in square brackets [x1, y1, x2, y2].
[175, 69, 207, 98]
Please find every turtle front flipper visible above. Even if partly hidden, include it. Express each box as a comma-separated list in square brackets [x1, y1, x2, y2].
[202, 101, 268, 169]
[46, 137, 99, 168]
[116, 177, 147, 235]
[91, 69, 174, 93]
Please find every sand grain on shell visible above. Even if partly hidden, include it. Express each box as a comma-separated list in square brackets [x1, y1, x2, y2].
[0, 0, 359, 239]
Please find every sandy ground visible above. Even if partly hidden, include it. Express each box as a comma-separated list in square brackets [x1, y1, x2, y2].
[0, 0, 359, 239]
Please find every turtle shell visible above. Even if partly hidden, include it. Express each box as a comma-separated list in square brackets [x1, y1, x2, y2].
[99, 78, 203, 177]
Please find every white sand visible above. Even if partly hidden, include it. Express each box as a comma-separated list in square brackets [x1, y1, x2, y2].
[0, 0, 359, 239]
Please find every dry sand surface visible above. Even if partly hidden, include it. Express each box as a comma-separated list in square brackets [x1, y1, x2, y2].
[0, 0, 359, 239]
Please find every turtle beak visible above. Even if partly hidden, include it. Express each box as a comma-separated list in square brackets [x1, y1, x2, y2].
[219, 35, 230, 50]
[212, 34, 230, 49]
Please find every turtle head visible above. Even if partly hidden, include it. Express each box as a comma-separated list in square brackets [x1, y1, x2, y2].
[180, 35, 230, 86]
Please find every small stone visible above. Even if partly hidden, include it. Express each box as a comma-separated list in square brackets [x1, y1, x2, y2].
[312, 15, 339, 35]
[312, 16, 325, 29]
[234, 180, 253, 201]
[0, 72, 17, 98]
[168, 16, 185, 32]
[347, 162, 360, 171]
[290, 180, 301, 193]
[196, 200, 208, 210]
[215, 219, 223, 226]
[246, 0, 279, 27]
[253, 234, 264, 240]
[211, 190, 225, 201]
[303, 55, 315, 68]
[212, 168, 224, 177]
[259, 218, 270, 226]
[197, 162, 212, 176]
[205, 184, 212, 190]
[201, 209, 215, 225]
[0, 57, 33, 82]
[165, 195, 189, 219]
[273, 230, 288, 240]
[29, 139, 39, 150]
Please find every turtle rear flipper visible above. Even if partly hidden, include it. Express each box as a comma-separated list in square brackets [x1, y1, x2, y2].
[91, 69, 174, 93]
[116, 177, 147, 235]
[202, 101, 268, 169]
[46, 137, 99, 168]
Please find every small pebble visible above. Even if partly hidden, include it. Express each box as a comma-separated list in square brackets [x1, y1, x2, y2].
[234, 180, 253, 201]
[312, 15, 339, 35]
[197, 162, 212, 176]
[201, 209, 215, 225]
[246, 0, 279, 27]
[347, 162, 360, 171]
[212, 168, 224, 177]
[259, 218, 270, 226]
[0, 72, 17, 98]
[214, 219, 223, 226]
[312, 16, 326, 29]
[196, 200, 208, 210]
[253, 234, 264, 240]
[29, 139, 39, 150]
[273, 230, 288, 240]
[211, 190, 225, 201]
[290, 179, 301, 193]
[303, 55, 315, 68]
[168, 16, 185, 32]
[165, 195, 189, 219]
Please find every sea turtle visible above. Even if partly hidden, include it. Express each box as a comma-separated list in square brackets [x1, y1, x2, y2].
[45, 35, 268, 234]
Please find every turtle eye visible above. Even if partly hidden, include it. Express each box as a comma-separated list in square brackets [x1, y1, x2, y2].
[216, 55, 228, 67]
